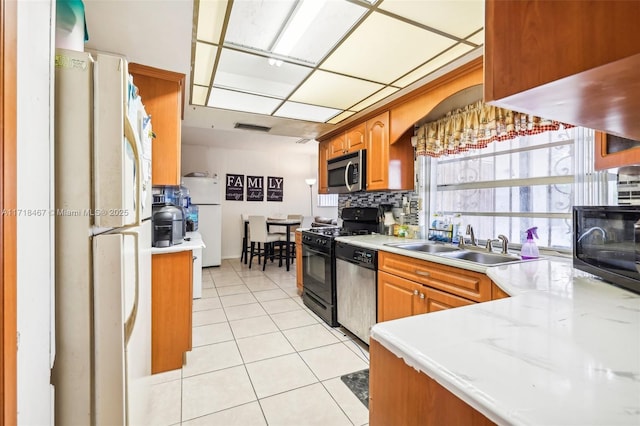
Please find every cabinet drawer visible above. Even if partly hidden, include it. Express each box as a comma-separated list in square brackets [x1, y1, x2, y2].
[378, 251, 492, 302]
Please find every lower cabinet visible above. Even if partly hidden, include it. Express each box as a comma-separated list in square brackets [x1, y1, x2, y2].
[369, 339, 495, 426]
[295, 230, 303, 294]
[151, 250, 193, 374]
[377, 251, 503, 322]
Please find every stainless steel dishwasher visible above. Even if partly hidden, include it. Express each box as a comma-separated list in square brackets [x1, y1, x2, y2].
[335, 241, 377, 344]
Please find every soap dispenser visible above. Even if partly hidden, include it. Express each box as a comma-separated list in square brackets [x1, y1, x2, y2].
[521, 227, 539, 259]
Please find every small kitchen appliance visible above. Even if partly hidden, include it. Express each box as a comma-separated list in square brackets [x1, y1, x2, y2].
[152, 203, 184, 247]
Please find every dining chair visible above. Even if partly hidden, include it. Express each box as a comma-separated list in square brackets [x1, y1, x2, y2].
[283, 214, 304, 264]
[240, 213, 251, 264]
[248, 215, 282, 270]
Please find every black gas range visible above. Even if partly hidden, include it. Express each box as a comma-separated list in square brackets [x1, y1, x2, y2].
[301, 207, 383, 326]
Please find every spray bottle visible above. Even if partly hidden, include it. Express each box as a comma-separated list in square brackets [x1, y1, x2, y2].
[521, 227, 539, 259]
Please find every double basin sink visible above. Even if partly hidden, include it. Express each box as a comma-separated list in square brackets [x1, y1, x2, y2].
[384, 242, 525, 265]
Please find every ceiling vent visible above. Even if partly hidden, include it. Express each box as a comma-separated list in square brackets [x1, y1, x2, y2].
[234, 123, 272, 132]
[295, 138, 311, 144]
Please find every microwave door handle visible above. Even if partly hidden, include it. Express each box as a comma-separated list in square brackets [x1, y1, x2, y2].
[344, 161, 353, 192]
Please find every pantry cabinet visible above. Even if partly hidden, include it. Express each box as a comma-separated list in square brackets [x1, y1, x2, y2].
[377, 251, 496, 322]
[129, 63, 185, 186]
[151, 250, 193, 374]
[484, 0, 640, 140]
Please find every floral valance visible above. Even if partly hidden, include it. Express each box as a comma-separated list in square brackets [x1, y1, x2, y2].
[415, 100, 574, 157]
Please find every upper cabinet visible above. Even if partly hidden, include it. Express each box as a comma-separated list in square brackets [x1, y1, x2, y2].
[129, 63, 185, 186]
[595, 132, 640, 170]
[484, 0, 640, 140]
[328, 123, 366, 159]
[318, 140, 330, 194]
[366, 111, 413, 191]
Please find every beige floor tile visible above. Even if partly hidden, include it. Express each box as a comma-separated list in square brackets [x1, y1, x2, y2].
[202, 280, 215, 289]
[236, 269, 267, 278]
[229, 315, 278, 339]
[299, 343, 369, 381]
[245, 353, 318, 398]
[183, 341, 243, 377]
[148, 379, 182, 426]
[252, 288, 289, 302]
[149, 368, 182, 385]
[278, 285, 301, 298]
[322, 323, 353, 342]
[343, 336, 371, 364]
[200, 287, 218, 298]
[322, 377, 369, 426]
[259, 383, 351, 426]
[192, 322, 234, 347]
[219, 292, 258, 308]
[245, 280, 279, 292]
[243, 275, 277, 285]
[224, 302, 268, 321]
[270, 309, 318, 330]
[260, 298, 301, 314]
[182, 401, 266, 426]
[236, 331, 295, 363]
[193, 297, 222, 312]
[282, 324, 341, 352]
[216, 284, 251, 296]
[192, 308, 227, 327]
[182, 366, 257, 421]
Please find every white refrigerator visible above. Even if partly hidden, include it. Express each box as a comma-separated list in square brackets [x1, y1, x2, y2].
[182, 176, 222, 267]
[53, 49, 153, 425]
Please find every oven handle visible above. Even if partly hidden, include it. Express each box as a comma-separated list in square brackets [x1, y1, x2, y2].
[344, 161, 353, 192]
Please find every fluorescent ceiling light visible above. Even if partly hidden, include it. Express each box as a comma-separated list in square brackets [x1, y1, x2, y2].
[273, 0, 327, 57]
[275, 101, 341, 123]
[208, 87, 282, 115]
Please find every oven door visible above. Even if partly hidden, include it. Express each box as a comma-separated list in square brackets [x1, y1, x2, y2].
[302, 244, 333, 303]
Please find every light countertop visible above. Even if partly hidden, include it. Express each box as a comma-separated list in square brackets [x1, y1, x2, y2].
[337, 235, 640, 425]
[151, 231, 206, 255]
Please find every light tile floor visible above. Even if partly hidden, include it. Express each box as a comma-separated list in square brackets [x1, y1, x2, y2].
[149, 258, 370, 426]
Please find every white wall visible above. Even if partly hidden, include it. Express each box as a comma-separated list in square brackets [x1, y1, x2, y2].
[16, 0, 55, 424]
[182, 137, 337, 260]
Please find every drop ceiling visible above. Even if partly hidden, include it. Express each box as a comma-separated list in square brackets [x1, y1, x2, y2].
[192, 0, 484, 131]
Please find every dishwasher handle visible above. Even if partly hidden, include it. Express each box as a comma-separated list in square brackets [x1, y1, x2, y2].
[335, 256, 376, 270]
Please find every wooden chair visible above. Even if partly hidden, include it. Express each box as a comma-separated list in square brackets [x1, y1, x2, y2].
[248, 215, 282, 270]
[240, 213, 251, 264]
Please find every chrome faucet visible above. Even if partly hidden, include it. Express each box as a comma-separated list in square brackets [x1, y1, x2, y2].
[497, 234, 509, 254]
[460, 224, 476, 247]
[485, 238, 498, 252]
[577, 226, 607, 244]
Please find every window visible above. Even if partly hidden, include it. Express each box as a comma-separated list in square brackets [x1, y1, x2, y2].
[426, 127, 616, 250]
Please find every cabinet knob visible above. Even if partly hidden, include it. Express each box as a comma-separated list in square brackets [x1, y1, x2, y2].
[420, 293, 425, 299]
[413, 289, 419, 296]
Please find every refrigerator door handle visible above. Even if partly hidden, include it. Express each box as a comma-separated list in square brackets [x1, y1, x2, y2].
[123, 230, 139, 344]
[124, 120, 143, 227]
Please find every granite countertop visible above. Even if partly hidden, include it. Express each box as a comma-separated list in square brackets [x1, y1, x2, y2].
[151, 231, 206, 255]
[337, 235, 640, 425]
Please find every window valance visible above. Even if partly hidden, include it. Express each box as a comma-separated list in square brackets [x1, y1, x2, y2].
[415, 100, 575, 157]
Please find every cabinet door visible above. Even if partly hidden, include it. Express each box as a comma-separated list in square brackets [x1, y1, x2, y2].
[366, 111, 390, 191]
[318, 140, 330, 194]
[129, 64, 185, 186]
[346, 123, 365, 152]
[424, 287, 474, 313]
[378, 271, 422, 322]
[329, 134, 346, 158]
[594, 131, 640, 170]
[151, 250, 192, 374]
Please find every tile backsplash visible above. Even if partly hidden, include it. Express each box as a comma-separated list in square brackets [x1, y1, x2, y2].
[338, 191, 419, 224]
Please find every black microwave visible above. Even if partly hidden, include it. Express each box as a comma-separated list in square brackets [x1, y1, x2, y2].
[327, 150, 366, 193]
[573, 206, 640, 294]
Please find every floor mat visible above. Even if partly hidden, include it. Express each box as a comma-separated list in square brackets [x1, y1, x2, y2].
[340, 368, 369, 408]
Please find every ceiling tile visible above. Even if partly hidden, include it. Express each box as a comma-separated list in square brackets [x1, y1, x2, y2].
[224, 0, 295, 51]
[320, 12, 456, 84]
[393, 43, 474, 88]
[274, 101, 342, 123]
[379, 0, 484, 39]
[214, 48, 312, 98]
[289, 70, 384, 109]
[191, 85, 209, 106]
[196, 0, 228, 44]
[193, 42, 217, 86]
[208, 88, 282, 115]
[351, 86, 400, 112]
[327, 110, 356, 124]
[467, 29, 484, 46]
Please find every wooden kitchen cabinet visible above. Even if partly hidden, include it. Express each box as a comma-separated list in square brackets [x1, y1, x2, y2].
[369, 339, 495, 426]
[318, 140, 330, 194]
[151, 250, 193, 374]
[594, 131, 640, 170]
[295, 230, 303, 294]
[366, 111, 414, 191]
[484, 0, 640, 140]
[378, 271, 427, 322]
[327, 123, 366, 159]
[129, 63, 185, 186]
[329, 133, 346, 158]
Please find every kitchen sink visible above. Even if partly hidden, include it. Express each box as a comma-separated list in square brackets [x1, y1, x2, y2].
[384, 242, 461, 254]
[438, 250, 522, 265]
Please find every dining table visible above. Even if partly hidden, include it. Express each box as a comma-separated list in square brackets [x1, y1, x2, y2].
[243, 218, 301, 271]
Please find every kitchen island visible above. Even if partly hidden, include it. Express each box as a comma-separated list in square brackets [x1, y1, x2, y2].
[336, 235, 640, 425]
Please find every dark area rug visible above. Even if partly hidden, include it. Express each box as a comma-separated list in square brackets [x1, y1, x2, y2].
[340, 368, 369, 408]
